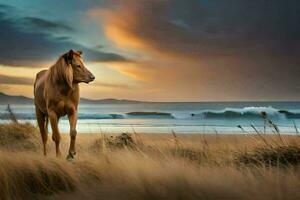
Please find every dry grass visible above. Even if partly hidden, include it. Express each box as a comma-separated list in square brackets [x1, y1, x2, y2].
[236, 144, 300, 167]
[0, 123, 41, 151]
[1, 123, 300, 199]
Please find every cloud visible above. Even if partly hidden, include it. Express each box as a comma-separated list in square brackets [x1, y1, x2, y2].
[0, 4, 14, 13]
[0, 73, 130, 89]
[96, 0, 300, 59]
[88, 0, 300, 101]
[1, 1, 300, 100]
[0, 74, 34, 85]
[0, 4, 127, 67]
[22, 17, 74, 32]
[93, 81, 131, 89]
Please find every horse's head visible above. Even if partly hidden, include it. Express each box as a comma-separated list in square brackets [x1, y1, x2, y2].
[63, 50, 95, 85]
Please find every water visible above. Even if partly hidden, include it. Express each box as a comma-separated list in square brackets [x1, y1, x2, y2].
[1, 102, 300, 134]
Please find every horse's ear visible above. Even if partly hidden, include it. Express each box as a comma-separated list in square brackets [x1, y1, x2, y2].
[77, 50, 82, 55]
[64, 49, 74, 64]
[65, 64, 73, 88]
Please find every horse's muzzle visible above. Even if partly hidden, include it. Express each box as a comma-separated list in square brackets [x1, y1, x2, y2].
[84, 74, 95, 83]
[89, 74, 95, 81]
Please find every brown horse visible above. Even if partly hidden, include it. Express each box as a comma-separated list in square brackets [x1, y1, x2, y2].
[34, 50, 95, 159]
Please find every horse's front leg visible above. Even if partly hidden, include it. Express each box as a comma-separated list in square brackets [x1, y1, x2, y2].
[49, 110, 61, 157]
[67, 109, 77, 160]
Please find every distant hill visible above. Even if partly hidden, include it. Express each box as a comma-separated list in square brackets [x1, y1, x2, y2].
[80, 98, 144, 104]
[0, 92, 144, 105]
[0, 92, 33, 104]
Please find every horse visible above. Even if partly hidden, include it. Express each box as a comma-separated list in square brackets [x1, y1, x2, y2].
[34, 50, 95, 160]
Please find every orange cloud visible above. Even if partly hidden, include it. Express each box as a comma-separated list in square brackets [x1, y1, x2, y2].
[89, 6, 161, 56]
[86, 1, 300, 101]
[88, 1, 208, 62]
[105, 62, 150, 81]
[88, 8, 147, 52]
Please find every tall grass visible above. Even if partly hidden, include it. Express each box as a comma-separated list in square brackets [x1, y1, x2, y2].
[0, 123, 300, 199]
[0, 123, 40, 151]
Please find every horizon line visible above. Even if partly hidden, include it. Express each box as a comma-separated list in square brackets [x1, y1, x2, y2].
[1, 92, 300, 103]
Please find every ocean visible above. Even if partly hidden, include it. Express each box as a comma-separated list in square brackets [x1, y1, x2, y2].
[1, 102, 300, 134]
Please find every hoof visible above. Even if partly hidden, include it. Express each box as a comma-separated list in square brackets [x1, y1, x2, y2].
[66, 152, 76, 161]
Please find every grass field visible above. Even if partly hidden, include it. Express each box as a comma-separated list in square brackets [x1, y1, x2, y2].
[1, 123, 300, 199]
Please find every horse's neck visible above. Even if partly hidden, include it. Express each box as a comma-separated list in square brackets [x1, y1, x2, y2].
[49, 60, 68, 92]
[56, 82, 78, 96]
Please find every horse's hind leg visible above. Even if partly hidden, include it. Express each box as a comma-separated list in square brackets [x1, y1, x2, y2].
[67, 110, 77, 160]
[35, 106, 48, 155]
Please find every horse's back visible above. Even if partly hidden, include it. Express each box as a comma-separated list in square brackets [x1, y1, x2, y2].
[34, 70, 48, 114]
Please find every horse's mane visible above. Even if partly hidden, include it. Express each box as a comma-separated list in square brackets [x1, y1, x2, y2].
[49, 51, 81, 88]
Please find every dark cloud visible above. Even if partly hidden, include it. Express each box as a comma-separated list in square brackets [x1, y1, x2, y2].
[0, 74, 34, 85]
[0, 4, 14, 13]
[0, 4, 127, 67]
[83, 49, 126, 62]
[98, 0, 300, 100]
[55, 36, 70, 41]
[22, 17, 74, 32]
[1, 1, 300, 100]
[104, 0, 300, 59]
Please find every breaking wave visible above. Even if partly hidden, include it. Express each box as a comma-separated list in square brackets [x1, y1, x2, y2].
[191, 107, 300, 119]
[1, 107, 300, 120]
[126, 112, 174, 119]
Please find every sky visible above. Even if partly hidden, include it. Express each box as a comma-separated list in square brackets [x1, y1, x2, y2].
[0, 0, 300, 101]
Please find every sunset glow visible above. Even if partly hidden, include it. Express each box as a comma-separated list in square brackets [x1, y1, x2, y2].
[1, 0, 300, 101]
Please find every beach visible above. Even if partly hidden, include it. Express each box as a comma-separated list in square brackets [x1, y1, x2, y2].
[1, 123, 300, 199]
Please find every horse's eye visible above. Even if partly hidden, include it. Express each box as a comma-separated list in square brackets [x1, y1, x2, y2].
[76, 65, 81, 68]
